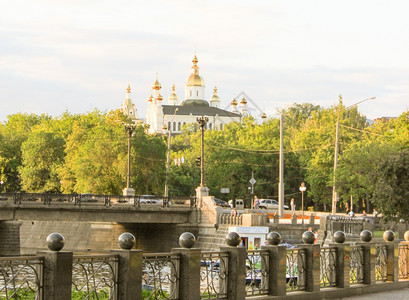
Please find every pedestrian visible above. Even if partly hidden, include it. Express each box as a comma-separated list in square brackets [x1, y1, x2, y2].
[230, 208, 238, 216]
[253, 195, 260, 209]
[345, 202, 349, 214]
[362, 210, 367, 216]
[373, 208, 379, 217]
[290, 198, 295, 212]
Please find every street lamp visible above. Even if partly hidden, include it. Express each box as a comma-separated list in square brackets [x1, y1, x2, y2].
[299, 182, 307, 224]
[123, 122, 136, 196]
[197, 116, 209, 187]
[0, 180, 4, 193]
[331, 96, 375, 214]
[164, 108, 179, 203]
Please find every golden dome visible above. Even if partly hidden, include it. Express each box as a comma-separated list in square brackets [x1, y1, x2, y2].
[210, 86, 220, 102]
[186, 54, 205, 87]
[240, 95, 247, 105]
[148, 94, 153, 102]
[156, 93, 163, 101]
[231, 96, 238, 106]
[168, 84, 179, 102]
[261, 112, 267, 119]
[152, 74, 161, 90]
[186, 74, 205, 86]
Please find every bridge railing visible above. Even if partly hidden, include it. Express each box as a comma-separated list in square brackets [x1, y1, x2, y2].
[0, 192, 192, 207]
[1, 230, 409, 300]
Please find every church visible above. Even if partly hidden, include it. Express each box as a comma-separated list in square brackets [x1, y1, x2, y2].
[121, 55, 262, 134]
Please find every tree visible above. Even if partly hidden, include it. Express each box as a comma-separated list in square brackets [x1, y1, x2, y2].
[19, 132, 65, 192]
[370, 148, 409, 221]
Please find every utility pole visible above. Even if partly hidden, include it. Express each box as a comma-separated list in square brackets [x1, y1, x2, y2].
[197, 116, 208, 187]
[123, 123, 136, 196]
[331, 96, 375, 214]
[278, 113, 284, 217]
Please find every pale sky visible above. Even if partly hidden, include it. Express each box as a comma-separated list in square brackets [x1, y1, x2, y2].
[1, 0, 408, 122]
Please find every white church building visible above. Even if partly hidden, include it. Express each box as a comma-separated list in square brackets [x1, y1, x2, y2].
[121, 55, 262, 134]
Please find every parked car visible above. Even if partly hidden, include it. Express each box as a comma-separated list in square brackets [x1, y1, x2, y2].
[213, 198, 230, 208]
[258, 199, 289, 210]
[139, 195, 164, 205]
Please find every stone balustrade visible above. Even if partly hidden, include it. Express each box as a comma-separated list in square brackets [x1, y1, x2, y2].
[1, 230, 409, 299]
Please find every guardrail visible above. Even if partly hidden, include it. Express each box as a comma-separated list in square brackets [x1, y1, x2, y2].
[1, 230, 409, 299]
[0, 192, 194, 208]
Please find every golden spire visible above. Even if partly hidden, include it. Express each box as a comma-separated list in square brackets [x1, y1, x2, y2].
[231, 95, 238, 106]
[240, 95, 247, 105]
[148, 94, 153, 102]
[152, 73, 162, 90]
[126, 81, 131, 93]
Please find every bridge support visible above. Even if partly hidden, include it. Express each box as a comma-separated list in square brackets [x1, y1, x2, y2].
[0, 220, 22, 256]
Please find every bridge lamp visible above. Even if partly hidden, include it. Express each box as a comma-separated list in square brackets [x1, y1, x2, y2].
[299, 182, 307, 224]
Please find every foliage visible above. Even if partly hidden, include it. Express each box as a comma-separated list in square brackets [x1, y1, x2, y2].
[370, 148, 409, 221]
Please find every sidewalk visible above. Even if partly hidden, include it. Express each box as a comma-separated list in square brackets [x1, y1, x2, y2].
[341, 288, 409, 299]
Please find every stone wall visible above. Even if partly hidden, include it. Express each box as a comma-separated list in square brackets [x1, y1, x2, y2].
[19, 220, 200, 254]
[0, 221, 22, 256]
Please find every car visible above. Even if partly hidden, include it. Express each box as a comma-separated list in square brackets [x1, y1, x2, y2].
[213, 198, 230, 208]
[258, 199, 289, 210]
[139, 195, 164, 205]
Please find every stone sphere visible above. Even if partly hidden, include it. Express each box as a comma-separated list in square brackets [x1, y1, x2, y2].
[360, 230, 373, 243]
[266, 232, 281, 245]
[383, 230, 395, 242]
[179, 232, 196, 249]
[302, 231, 315, 244]
[46, 233, 65, 251]
[225, 232, 241, 247]
[118, 232, 136, 250]
[404, 231, 409, 242]
[334, 231, 346, 244]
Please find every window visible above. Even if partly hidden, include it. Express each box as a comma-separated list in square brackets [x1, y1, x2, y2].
[220, 124, 223, 130]
[178, 122, 181, 131]
[173, 122, 176, 131]
[168, 122, 171, 130]
[197, 91, 199, 96]
[209, 123, 212, 130]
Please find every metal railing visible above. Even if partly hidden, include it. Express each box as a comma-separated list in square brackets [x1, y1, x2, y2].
[375, 244, 388, 282]
[286, 248, 306, 291]
[200, 251, 228, 299]
[72, 254, 118, 299]
[350, 245, 364, 284]
[398, 244, 408, 279]
[320, 247, 337, 288]
[246, 249, 269, 296]
[0, 256, 43, 300]
[142, 253, 180, 300]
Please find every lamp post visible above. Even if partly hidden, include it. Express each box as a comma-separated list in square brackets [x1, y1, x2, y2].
[331, 96, 375, 214]
[123, 123, 136, 196]
[197, 116, 208, 187]
[299, 182, 307, 224]
[0, 180, 4, 193]
[164, 108, 179, 203]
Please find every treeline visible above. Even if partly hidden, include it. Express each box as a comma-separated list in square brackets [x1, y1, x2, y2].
[1, 99, 409, 220]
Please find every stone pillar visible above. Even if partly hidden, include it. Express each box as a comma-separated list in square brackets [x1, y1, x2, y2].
[111, 249, 143, 299]
[298, 244, 320, 292]
[400, 240, 409, 279]
[329, 243, 350, 288]
[291, 214, 297, 224]
[38, 251, 73, 300]
[356, 242, 376, 285]
[385, 241, 399, 282]
[309, 214, 315, 225]
[220, 246, 247, 300]
[0, 221, 22, 256]
[273, 213, 279, 224]
[171, 247, 201, 300]
[261, 245, 286, 296]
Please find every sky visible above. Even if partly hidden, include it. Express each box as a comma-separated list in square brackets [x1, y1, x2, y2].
[1, 0, 409, 122]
